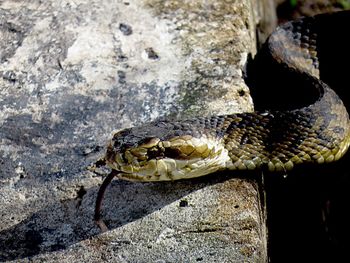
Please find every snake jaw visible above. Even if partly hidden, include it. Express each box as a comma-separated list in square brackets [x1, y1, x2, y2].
[105, 135, 231, 181]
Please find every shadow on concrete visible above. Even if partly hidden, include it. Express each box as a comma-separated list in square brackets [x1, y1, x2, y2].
[0, 172, 237, 261]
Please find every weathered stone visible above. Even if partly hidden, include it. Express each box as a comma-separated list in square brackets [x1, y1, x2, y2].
[0, 0, 275, 262]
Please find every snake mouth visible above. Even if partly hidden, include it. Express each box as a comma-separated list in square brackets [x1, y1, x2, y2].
[105, 135, 231, 181]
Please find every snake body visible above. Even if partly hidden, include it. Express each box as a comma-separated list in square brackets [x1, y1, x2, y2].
[104, 11, 350, 182]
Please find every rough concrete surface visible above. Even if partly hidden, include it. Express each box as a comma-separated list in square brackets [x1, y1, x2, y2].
[0, 0, 275, 262]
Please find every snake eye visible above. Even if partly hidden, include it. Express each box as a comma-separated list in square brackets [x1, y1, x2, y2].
[147, 147, 164, 160]
[163, 147, 183, 159]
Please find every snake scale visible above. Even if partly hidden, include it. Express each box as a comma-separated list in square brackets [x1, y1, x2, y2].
[94, 11, 350, 230]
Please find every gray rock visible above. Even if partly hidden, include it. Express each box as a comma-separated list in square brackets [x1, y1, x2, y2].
[0, 0, 275, 262]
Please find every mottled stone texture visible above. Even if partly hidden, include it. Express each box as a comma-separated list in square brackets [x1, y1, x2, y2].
[0, 0, 275, 262]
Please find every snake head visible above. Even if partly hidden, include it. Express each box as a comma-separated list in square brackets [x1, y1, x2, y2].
[105, 122, 229, 181]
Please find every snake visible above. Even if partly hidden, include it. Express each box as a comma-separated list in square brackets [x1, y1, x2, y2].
[94, 11, 350, 230]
